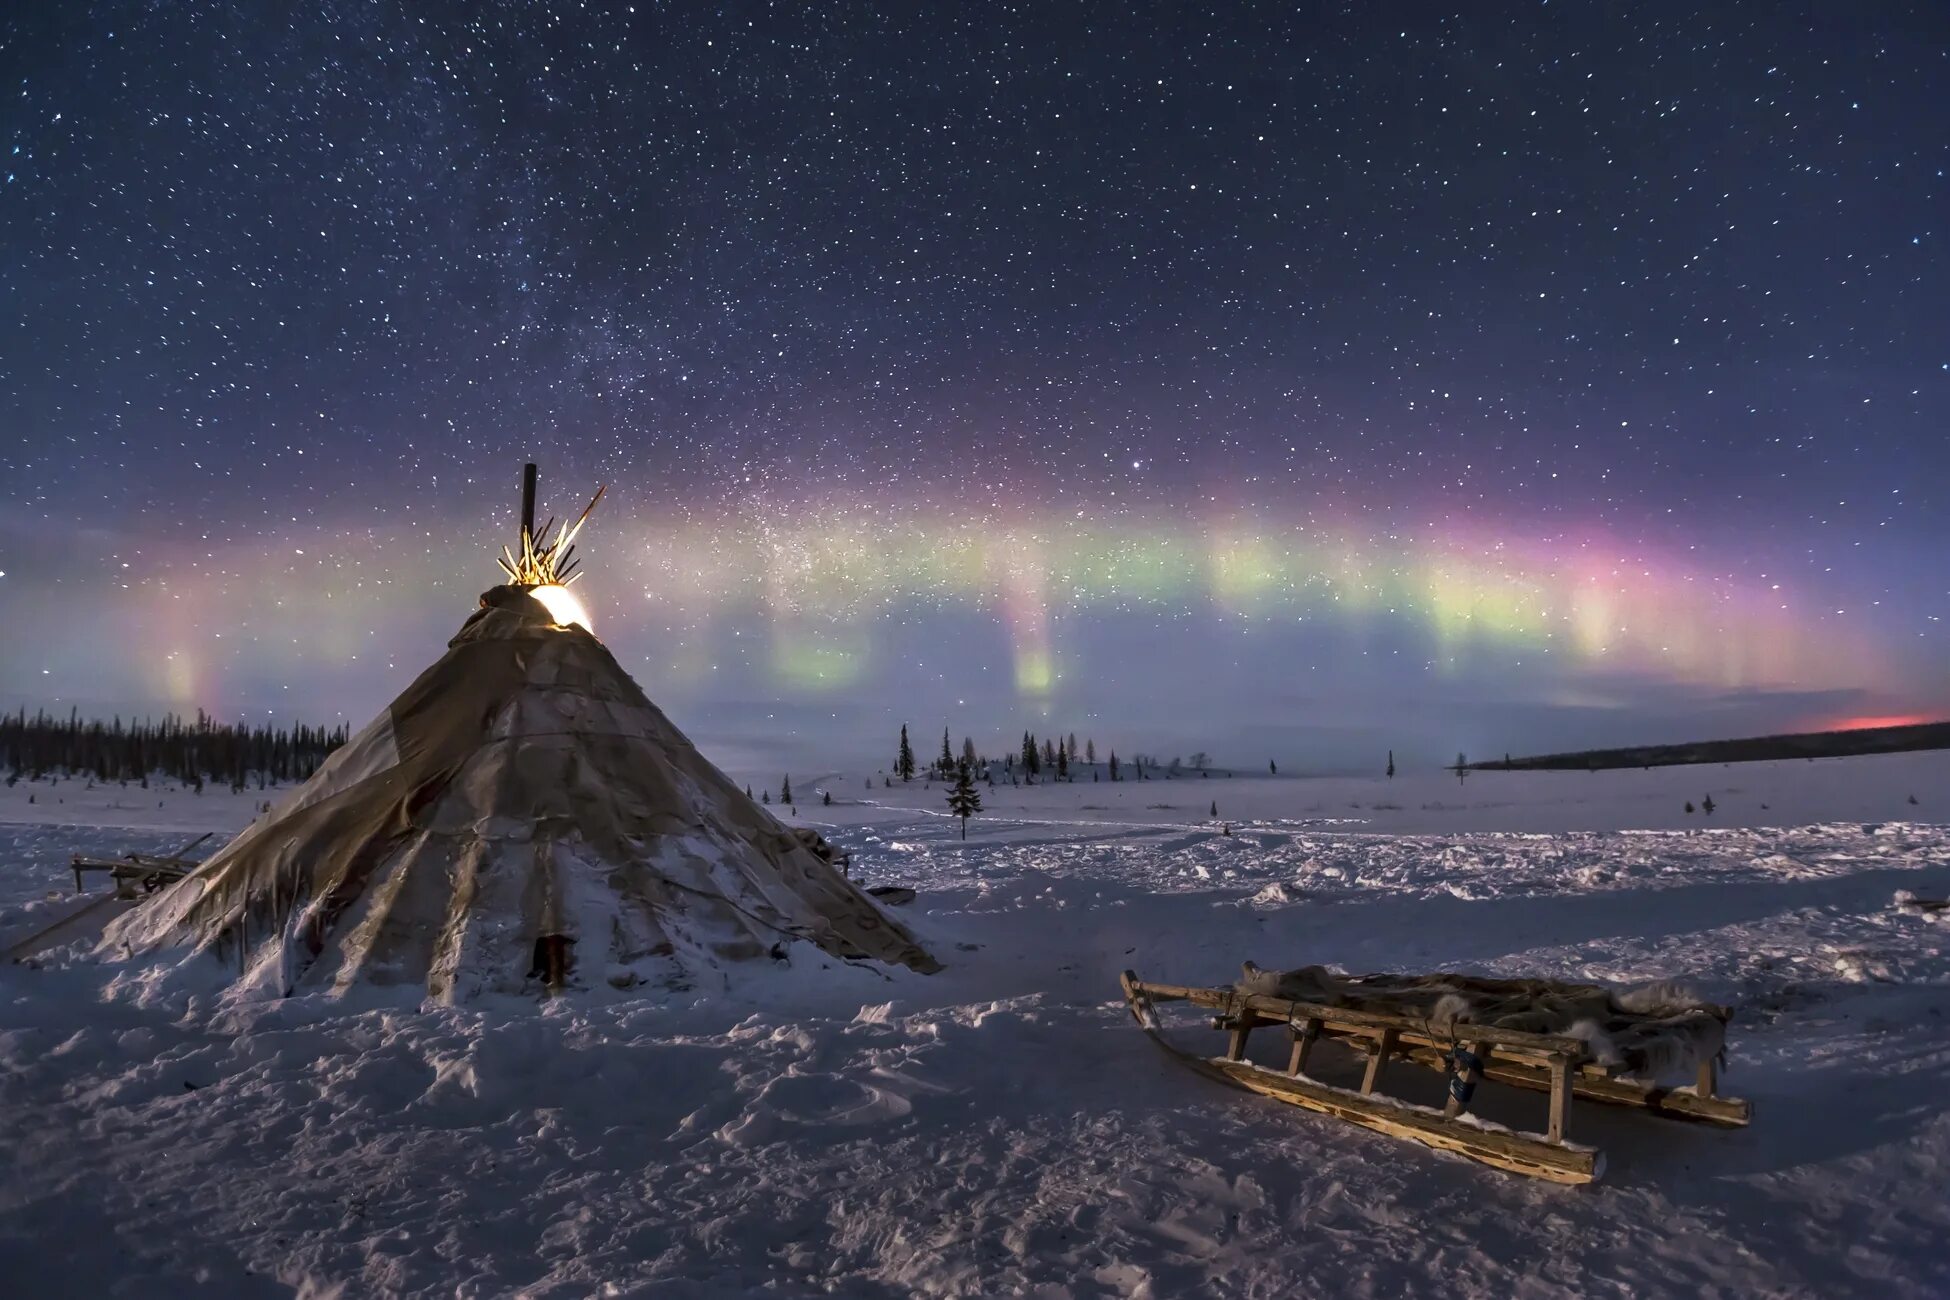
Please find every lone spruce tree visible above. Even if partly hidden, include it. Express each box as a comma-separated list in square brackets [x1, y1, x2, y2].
[947, 762, 983, 839]
[1387, 750, 1395, 778]
[897, 725, 916, 782]
[780, 774, 793, 805]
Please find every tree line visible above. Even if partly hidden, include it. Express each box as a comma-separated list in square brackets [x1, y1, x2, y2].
[893, 724, 1236, 785]
[1, 708, 350, 791]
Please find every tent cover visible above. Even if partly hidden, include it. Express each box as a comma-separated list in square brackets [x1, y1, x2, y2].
[103, 588, 939, 1001]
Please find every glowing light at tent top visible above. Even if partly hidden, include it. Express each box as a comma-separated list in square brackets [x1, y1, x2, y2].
[529, 583, 592, 630]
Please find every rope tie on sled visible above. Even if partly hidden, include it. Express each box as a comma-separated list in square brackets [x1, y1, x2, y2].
[1442, 1039, 1482, 1108]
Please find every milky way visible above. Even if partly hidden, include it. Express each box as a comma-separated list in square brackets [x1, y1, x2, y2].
[4, 4, 1945, 771]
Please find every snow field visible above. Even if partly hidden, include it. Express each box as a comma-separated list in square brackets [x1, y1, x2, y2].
[1, 752, 1947, 1296]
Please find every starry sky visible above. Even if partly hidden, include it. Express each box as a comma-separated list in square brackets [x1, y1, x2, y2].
[4, 2, 1946, 774]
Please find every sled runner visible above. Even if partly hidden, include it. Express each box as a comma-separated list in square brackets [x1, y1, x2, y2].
[1120, 966, 1751, 1185]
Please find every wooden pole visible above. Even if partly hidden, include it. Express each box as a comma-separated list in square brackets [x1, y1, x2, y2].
[1547, 1054, 1573, 1143]
[1287, 1017, 1322, 1075]
[1225, 1012, 1259, 1062]
[1361, 1027, 1398, 1094]
[520, 463, 538, 548]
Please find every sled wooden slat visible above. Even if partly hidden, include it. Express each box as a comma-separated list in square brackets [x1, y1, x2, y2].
[1213, 1055, 1601, 1185]
[1547, 1054, 1573, 1143]
[1121, 970, 1750, 1185]
[1360, 1027, 1397, 1094]
[1286, 1017, 1322, 1075]
[1133, 979, 1594, 1057]
[1225, 1011, 1261, 1063]
[1391, 1044, 1751, 1127]
[1272, 1012, 1748, 1121]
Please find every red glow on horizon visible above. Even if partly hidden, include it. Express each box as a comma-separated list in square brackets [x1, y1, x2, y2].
[1825, 713, 1935, 732]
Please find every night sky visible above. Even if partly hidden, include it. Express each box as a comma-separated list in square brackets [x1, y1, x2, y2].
[4, 3, 1946, 773]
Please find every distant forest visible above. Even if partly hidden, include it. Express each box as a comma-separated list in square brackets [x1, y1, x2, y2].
[1474, 720, 1950, 772]
[1, 708, 350, 790]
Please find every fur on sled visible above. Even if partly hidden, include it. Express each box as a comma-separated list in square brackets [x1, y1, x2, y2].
[1235, 962, 1728, 1083]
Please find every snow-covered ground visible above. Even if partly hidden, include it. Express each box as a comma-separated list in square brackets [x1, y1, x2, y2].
[3, 753, 1948, 1297]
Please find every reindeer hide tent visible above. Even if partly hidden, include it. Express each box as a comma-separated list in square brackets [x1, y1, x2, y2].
[102, 586, 938, 1001]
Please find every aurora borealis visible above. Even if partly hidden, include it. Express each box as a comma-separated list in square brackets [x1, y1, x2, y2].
[4, 4, 1946, 771]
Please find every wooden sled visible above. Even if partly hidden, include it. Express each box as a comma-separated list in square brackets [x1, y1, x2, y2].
[69, 831, 213, 899]
[1121, 970, 1751, 1185]
[4, 832, 215, 964]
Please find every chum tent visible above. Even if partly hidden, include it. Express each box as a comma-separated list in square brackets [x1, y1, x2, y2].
[101, 585, 939, 1001]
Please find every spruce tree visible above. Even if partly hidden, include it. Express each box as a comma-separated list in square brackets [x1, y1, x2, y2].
[947, 763, 983, 839]
[1387, 750, 1395, 778]
[897, 725, 916, 782]
[780, 774, 793, 805]
[939, 727, 954, 778]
